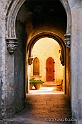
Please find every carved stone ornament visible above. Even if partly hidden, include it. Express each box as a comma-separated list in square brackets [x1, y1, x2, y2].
[64, 34, 71, 49]
[28, 57, 34, 65]
[6, 39, 18, 54]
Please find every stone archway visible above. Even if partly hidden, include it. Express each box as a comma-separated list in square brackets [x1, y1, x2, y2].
[27, 32, 66, 93]
[2, 0, 71, 119]
[5, 0, 71, 41]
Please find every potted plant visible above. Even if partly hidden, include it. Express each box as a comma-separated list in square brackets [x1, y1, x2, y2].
[34, 79, 44, 90]
[29, 78, 35, 90]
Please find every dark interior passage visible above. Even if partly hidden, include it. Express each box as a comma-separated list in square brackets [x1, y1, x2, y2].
[17, 0, 67, 40]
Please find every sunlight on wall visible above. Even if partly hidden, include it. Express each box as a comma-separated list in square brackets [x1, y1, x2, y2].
[30, 37, 65, 84]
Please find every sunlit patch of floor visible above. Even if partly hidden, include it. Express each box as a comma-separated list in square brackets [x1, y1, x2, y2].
[28, 87, 64, 95]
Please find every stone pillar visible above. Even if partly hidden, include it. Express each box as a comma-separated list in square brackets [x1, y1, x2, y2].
[71, 6, 82, 123]
[64, 34, 71, 96]
[2, 39, 18, 118]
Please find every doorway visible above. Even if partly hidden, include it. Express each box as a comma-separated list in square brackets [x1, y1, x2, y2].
[33, 57, 40, 75]
[27, 37, 65, 94]
[46, 57, 55, 82]
[4, 0, 71, 119]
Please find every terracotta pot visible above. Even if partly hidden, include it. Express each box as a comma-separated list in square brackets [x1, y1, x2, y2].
[30, 84, 34, 90]
[56, 85, 62, 91]
[34, 83, 41, 90]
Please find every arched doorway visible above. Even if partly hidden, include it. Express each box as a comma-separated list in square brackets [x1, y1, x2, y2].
[4, 0, 71, 119]
[28, 37, 65, 93]
[33, 57, 40, 75]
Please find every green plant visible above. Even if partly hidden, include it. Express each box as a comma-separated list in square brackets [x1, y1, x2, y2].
[29, 78, 44, 84]
[34, 79, 44, 90]
[29, 78, 35, 84]
[34, 79, 44, 84]
[29, 78, 44, 90]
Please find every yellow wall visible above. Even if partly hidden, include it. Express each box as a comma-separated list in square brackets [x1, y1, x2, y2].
[30, 38, 65, 85]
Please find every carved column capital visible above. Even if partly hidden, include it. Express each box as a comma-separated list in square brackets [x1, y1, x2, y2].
[64, 34, 71, 49]
[28, 57, 34, 65]
[6, 39, 18, 54]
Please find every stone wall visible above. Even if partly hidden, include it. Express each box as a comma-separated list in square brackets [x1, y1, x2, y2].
[14, 19, 26, 114]
[69, 0, 82, 123]
[0, 0, 26, 118]
[0, 0, 82, 124]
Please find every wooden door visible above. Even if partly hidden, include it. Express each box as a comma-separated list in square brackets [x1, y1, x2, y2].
[46, 57, 55, 81]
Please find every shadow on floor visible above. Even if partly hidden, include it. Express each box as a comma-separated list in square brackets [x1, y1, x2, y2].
[3, 91, 73, 124]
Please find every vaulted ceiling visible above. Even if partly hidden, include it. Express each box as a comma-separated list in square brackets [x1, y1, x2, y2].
[17, 0, 67, 40]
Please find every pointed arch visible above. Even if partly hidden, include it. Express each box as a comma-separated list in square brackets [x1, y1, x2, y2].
[27, 32, 66, 66]
[5, 0, 71, 40]
[4, 0, 72, 118]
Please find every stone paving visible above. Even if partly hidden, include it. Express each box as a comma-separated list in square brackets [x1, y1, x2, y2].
[0, 93, 74, 124]
[25, 94, 71, 120]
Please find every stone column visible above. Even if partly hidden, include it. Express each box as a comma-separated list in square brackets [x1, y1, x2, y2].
[2, 39, 18, 118]
[64, 33, 71, 96]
